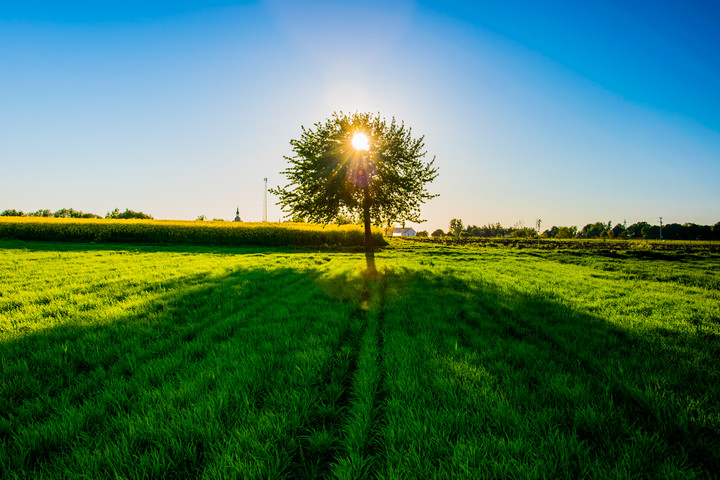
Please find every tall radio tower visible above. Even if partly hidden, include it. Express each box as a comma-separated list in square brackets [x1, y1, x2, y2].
[263, 178, 268, 222]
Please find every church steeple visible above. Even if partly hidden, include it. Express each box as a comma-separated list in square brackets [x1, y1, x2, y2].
[234, 207, 242, 222]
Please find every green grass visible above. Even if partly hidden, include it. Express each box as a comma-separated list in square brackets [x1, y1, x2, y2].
[1, 239, 718, 479]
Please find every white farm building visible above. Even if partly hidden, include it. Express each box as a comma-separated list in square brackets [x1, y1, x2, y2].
[392, 227, 416, 237]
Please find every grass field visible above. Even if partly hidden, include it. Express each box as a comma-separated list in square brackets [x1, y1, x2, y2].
[1, 239, 719, 479]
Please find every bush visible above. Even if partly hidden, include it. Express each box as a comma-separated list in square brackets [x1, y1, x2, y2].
[0, 218, 386, 247]
[105, 208, 153, 220]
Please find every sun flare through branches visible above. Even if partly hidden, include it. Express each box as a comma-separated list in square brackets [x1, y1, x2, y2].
[351, 132, 370, 151]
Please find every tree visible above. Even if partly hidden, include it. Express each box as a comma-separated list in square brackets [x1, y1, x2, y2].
[1, 209, 25, 217]
[579, 222, 606, 239]
[52, 208, 100, 219]
[510, 227, 537, 238]
[556, 226, 577, 239]
[465, 225, 480, 237]
[271, 112, 438, 253]
[416, 230, 429, 237]
[30, 209, 52, 217]
[449, 218, 464, 238]
[483, 222, 504, 238]
[698, 225, 713, 240]
[105, 208, 152, 220]
[543, 226, 559, 238]
[642, 225, 661, 239]
[626, 222, 649, 238]
[431, 229, 445, 237]
[611, 223, 626, 239]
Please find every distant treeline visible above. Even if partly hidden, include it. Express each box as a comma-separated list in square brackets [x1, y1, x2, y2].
[570, 221, 720, 241]
[422, 220, 720, 241]
[1, 208, 152, 220]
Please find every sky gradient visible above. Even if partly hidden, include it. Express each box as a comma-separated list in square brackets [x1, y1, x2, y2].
[2, 0, 719, 232]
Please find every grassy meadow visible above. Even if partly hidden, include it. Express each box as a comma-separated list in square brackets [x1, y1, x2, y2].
[1, 239, 718, 479]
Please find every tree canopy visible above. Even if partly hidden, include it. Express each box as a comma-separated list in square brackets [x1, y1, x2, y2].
[271, 112, 438, 251]
[449, 218, 464, 238]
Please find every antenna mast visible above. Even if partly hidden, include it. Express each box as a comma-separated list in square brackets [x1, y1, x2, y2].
[263, 178, 268, 222]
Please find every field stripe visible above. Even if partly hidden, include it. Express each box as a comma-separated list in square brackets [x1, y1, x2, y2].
[284, 307, 365, 478]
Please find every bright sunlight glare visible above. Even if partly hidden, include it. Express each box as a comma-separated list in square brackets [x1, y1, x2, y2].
[351, 132, 370, 151]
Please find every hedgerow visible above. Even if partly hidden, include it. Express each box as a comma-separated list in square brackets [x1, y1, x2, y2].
[0, 218, 387, 247]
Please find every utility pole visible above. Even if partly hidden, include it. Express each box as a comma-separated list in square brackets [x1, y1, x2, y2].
[263, 178, 268, 222]
[659, 216, 663, 240]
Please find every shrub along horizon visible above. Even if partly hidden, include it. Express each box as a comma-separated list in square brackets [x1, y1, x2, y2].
[0, 217, 386, 248]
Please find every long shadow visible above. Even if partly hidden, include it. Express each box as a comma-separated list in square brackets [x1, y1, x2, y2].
[1, 254, 718, 478]
[380, 269, 720, 476]
[0, 262, 375, 478]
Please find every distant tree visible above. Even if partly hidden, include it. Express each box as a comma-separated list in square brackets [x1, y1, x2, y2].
[271, 111, 439, 253]
[2, 208, 101, 218]
[556, 226, 577, 239]
[431, 229, 445, 237]
[449, 218, 464, 238]
[662, 223, 683, 240]
[682, 223, 700, 240]
[579, 222, 605, 239]
[713, 221, 720, 240]
[626, 222, 649, 238]
[641, 225, 661, 239]
[335, 213, 358, 225]
[196, 215, 206, 221]
[611, 223, 626, 239]
[535, 218, 542, 235]
[465, 225, 480, 237]
[510, 227, 537, 238]
[1, 209, 25, 217]
[416, 230, 429, 237]
[106, 208, 153, 220]
[212, 218, 226, 222]
[543, 226, 560, 238]
[483, 222, 505, 238]
[697, 225, 713, 241]
[52, 208, 100, 218]
[53, 208, 74, 218]
[29, 209, 52, 217]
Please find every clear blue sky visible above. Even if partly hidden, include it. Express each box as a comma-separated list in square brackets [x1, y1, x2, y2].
[2, 0, 719, 231]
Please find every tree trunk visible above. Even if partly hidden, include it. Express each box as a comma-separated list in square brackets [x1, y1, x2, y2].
[363, 187, 374, 253]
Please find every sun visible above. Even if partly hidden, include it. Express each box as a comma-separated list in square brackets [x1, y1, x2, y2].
[351, 132, 370, 151]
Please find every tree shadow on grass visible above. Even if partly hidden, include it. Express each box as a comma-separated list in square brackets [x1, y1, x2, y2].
[380, 268, 720, 477]
[0, 262, 373, 478]
[1, 253, 718, 478]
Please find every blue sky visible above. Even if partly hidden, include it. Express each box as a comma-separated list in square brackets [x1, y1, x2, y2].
[2, 0, 719, 231]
